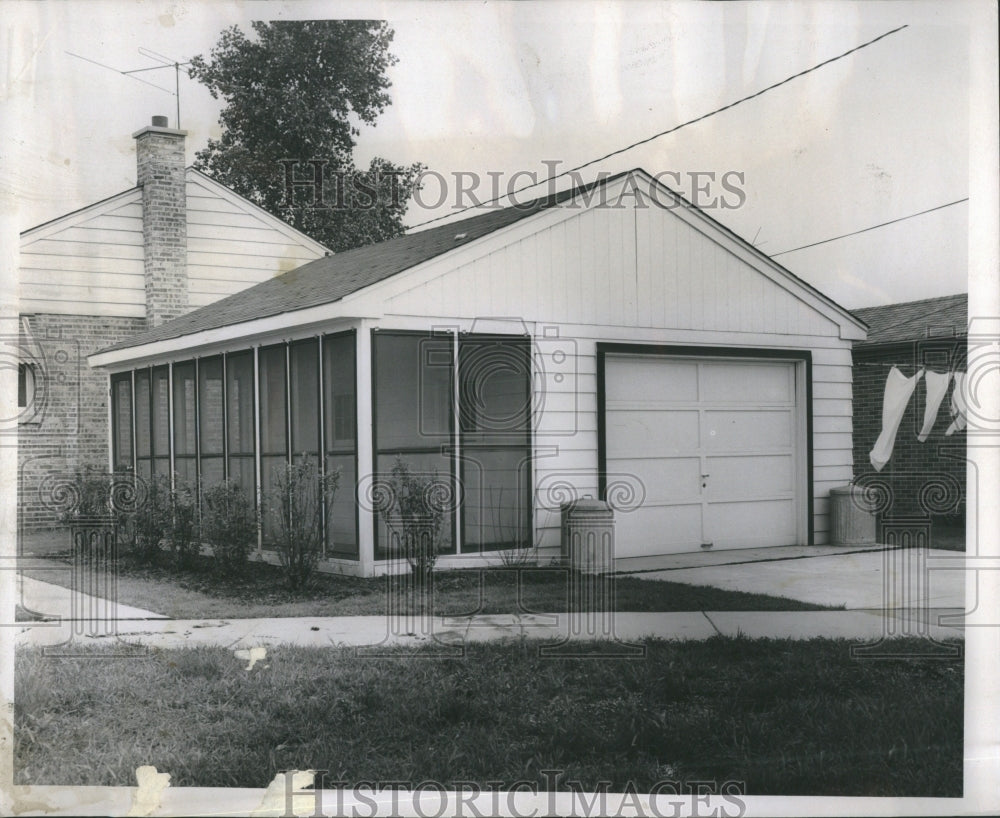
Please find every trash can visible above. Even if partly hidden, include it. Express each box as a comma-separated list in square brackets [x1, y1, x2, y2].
[829, 485, 877, 545]
[560, 498, 615, 574]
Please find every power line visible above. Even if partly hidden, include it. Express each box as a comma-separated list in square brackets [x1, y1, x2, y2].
[770, 198, 969, 256]
[407, 23, 910, 231]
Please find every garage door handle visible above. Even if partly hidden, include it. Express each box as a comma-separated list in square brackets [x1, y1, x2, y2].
[701, 473, 710, 478]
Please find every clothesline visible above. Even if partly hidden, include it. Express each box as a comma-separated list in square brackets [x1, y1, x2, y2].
[869, 367, 966, 471]
[855, 362, 965, 371]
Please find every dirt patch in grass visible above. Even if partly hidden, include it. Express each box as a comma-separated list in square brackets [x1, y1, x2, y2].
[15, 637, 962, 795]
[21, 554, 840, 618]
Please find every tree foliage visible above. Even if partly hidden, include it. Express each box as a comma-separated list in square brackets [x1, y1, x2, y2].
[189, 20, 423, 252]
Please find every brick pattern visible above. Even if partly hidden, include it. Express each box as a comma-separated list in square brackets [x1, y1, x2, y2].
[136, 129, 188, 327]
[18, 313, 146, 529]
[852, 341, 966, 519]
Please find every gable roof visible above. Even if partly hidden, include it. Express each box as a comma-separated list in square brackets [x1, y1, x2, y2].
[93, 173, 627, 355]
[851, 293, 967, 346]
[91, 168, 867, 363]
[20, 168, 328, 257]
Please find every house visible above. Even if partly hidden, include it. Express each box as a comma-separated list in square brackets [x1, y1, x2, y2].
[88, 168, 868, 576]
[17, 117, 328, 530]
[850, 294, 967, 533]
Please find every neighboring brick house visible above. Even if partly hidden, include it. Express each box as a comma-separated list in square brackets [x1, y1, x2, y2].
[850, 294, 967, 529]
[18, 117, 328, 530]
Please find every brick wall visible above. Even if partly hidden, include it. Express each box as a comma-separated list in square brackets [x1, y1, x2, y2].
[852, 340, 966, 520]
[18, 313, 146, 529]
[135, 124, 188, 327]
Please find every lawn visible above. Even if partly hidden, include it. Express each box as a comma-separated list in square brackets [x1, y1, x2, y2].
[21, 554, 839, 617]
[15, 637, 963, 796]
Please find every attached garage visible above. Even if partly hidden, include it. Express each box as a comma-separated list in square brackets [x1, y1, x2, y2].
[89, 168, 868, 576]
[600, 348, 811, 559]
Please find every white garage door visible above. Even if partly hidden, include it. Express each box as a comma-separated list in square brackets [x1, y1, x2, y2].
[604, 354, 804, 557]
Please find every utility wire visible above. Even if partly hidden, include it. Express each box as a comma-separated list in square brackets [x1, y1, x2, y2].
[770, 198, 969, 256]
[407, 23, 910, 231]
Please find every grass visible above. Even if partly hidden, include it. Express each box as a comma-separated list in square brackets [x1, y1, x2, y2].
[21, 553, 840, 618]
[14, 637, 962, 795]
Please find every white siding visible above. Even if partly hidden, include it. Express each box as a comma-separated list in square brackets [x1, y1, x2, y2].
[373, 196, 855, 555]
[19, 194, 146, 317]
[185, 176, 325, 308]
[384, 202, 841, 339]
[20, 172, 326, 317]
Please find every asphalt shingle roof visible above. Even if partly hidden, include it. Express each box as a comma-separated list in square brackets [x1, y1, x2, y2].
[96, 173, 630, 355]
[851, 293, 967, 346]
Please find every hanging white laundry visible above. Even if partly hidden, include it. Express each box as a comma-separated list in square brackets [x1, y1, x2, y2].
[945, 372, 968, 436]
[870, 366, 923, 472]
[917, 371, 953, 442]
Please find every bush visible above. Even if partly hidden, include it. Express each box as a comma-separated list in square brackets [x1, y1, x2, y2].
[379, 457, 448, 586]
[121, 476, 171, 565]
[268, 459, 340, 590]
[201, 481, 259, 576]
[57, 463, 114, 523]
[165, 479, 200, 570]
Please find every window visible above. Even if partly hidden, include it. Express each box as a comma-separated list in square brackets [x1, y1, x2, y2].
[458, 336, 532, 551]
[151, 366, 170, 481]
[198, 356, 225, 492]
[323, 332, 357, 558]
[226, 351, 256, 504]
[289, 340, 320, 463]
[173, 361, 197, 491]
[373, 332, 454, 558]
[110, 373, 133, 471]
[18, 364, 35, 411]
[258, 344, 288, 541]
[135, 369, 152, 481]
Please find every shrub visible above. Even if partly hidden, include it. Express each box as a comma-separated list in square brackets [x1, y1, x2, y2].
[201, 481, 259, 576]
[379, 457, 448, 586]
[121, 476, 171, 565]
[165, 479, 200, 570]
[268, 459, 340, 590]
[57, 463, 114, 523]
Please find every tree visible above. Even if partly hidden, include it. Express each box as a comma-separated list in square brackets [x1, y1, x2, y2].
[188, 20, 424, 252]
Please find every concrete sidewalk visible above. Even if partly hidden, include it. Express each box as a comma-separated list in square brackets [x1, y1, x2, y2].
[16, 597, 964, 653]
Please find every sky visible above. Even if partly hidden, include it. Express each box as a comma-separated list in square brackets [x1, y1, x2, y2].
[1, 0, 992, 309]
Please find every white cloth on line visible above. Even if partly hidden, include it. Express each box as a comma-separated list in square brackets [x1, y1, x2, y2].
[945, 372, 967, 436]
[917, 371, 953, 442]
[870, 366, 923, 472]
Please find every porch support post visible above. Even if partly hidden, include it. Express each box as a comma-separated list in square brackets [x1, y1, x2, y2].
[356, 321, 375, 576]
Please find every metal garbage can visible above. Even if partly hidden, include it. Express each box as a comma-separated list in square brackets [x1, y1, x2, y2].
[560, 498, 615, 574]
[829, 485, 877, 545]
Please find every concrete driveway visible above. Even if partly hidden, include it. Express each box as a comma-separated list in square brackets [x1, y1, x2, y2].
[628, 545, 967, 611]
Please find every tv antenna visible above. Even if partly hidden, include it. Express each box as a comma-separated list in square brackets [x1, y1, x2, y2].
[65, 47, 191, 129]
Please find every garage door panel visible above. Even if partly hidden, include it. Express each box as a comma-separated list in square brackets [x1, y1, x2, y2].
[604, 354, 802, 556]
[612, 456, 701, 503]
[707, 499, 797, 547]
[614, 503, 703, 558]
[606, 358, 699, 402]
[704, 409, 793, 450]
[706, 454, 793, 496]
[699, 362, 794, 403]
[606, 409, 699, 456]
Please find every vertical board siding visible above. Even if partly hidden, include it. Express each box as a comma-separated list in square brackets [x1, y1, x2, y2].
[386, 204, 841, 339]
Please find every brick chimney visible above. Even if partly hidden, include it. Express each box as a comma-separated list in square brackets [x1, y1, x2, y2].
[133, 115, 188, 327]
